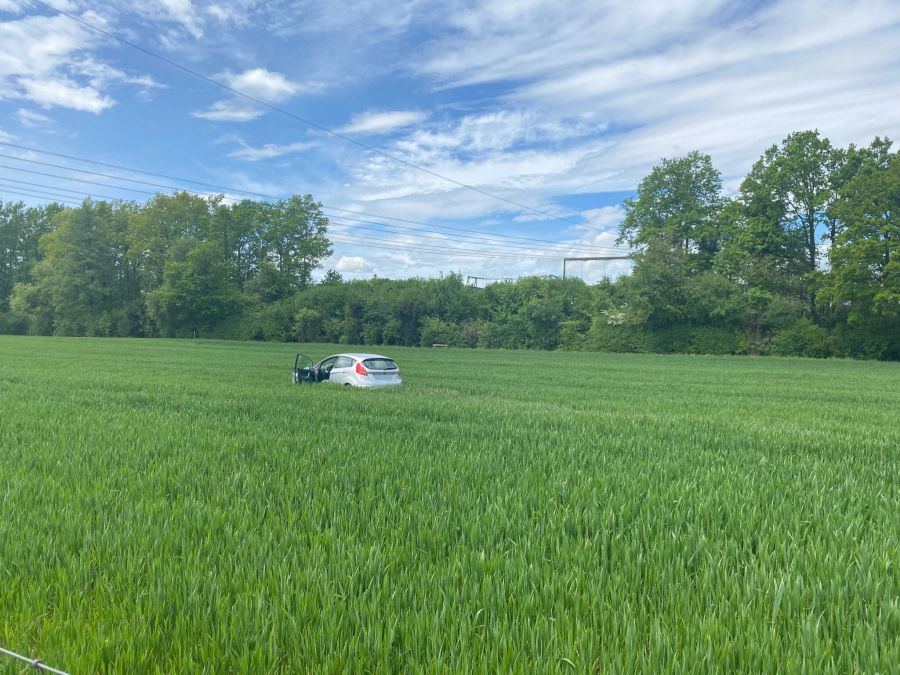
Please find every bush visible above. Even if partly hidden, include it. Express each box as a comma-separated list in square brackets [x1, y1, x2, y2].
[558, 320, 589, 351]
[770, 318, 836, 358]
[240, 300, 294, 342]
[0, 310, 30, 335]
[647, 325, 694, 353]
[419, 316, 468, 347]
[587, 318, 652, 353]
[690, 326, 749, 355]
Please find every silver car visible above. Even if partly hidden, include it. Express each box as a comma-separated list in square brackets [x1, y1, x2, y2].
[293, 352, 402, 388]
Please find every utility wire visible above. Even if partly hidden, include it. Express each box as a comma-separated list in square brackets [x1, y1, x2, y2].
[0, 180, 566, 260]
[0, 177, 134, 203]
[327, 236, 560, 262]
[0, 169, 626, 256]
[0, 163, 160, 196]
[325, 215, 601, 254]
[326, 233, 563, 262]
[0, 140, 268, 196]
[0, 153, 214, 196]
[0, 188, 80, 206]
[29, 0, 584, 227]
[0, 645, 70, 675]
[0, 173, 607, 258]
[0, 140, 619, 249]
[0, 187, 562, 262]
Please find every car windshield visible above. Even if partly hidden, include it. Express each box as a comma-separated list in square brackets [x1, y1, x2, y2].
[362, 358, 398, 370]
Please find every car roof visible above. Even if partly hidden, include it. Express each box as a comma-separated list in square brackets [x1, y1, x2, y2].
[330, 353, 396, 360]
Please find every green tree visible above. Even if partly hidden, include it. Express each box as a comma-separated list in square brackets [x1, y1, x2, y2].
[259, 195, 331, 292]
[0, 200, 60, 311]
[148, 242, 241, 335]
[820, 145, 900, 358]
[741, 130, 841, 274]
[127, 192, 213, 293]
[12, 201, 129, 336]
[619, 151, 725, 269]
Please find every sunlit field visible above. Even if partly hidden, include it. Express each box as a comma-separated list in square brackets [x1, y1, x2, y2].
[1, 336, 898, 672]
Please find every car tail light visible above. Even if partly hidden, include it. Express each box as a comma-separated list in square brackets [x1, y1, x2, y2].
[355, 361, 368, 376]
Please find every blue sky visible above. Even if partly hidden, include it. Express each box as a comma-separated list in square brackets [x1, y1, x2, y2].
[2, 0, 900, 282]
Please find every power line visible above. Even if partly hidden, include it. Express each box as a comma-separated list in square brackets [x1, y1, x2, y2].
[0, 646, 69, 675]
[0, 187, 564, 262]
[0, 141, 620, 250]
[0, 188, 80, 206]
[328, 233, 560, 261]
[0, 153, 214, 196]
[322, 204, 610, 246]
[1, 188, 613, 268]
[0, 179, 569, 261]
[0, 173, 615, 259]
[0, 141, 269, 196]
[0, 177, 133, 203]
[0, 158, 627, 256]
[325, 215, 605, 254]
[0, 163, 161, 196]
[327, 233, 562, 261]
[29, 0, 584, 228]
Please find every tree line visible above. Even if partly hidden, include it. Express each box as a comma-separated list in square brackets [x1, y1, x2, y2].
[0, 130, 897, 359]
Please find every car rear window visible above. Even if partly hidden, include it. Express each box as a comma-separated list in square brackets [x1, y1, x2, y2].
[362, 358, 398, 370]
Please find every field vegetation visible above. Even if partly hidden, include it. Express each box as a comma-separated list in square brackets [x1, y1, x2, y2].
[1, 336, 898, 671]
[2, 131, 898, 360]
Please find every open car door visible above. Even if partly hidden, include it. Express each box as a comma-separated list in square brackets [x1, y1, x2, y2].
[293, 354, 314, 383]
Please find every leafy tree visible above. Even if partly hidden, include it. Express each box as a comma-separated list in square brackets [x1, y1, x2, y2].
[0, 200, 60, 311]
[619, 151, 725, 269]
[128, 192, 213, 292]
[819, 144, 900, 357]
[13, 201, 130, 336]
[148, 242, 241, 335]
[741, 130, 841, 274]
[258, 195, 331, 292]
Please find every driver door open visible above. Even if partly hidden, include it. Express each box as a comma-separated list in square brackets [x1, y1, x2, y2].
[293, 354, 314, 383]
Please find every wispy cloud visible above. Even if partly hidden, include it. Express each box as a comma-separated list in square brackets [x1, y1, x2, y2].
[192, 99, 264, 122]
[15, 107, 51, 128]
[0, 9, 159, 113]
[227, 139, 318, 161]
[192, 67, 323, 122]
[339, 110, 430, 135]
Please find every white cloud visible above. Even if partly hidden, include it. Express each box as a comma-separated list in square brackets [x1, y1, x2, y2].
[340, 109, 430, 135]
[223, 67, 319, 100]
[0, 126, 14, 142]
[157, 0, 203, 37]
[194, 68, 321, 123]
[18, 76, 113, 113]
[335, 255, 373, 274]
[316, 0, 900, 239]
[15, 107, 51, 128]
[227, 139, 318, 161]
[0, 10, 158, 113]
[192, 99, 263, 122]
[72, 59, 165, 91]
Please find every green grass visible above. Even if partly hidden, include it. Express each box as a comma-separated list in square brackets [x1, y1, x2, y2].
[1, 336, 898, 673]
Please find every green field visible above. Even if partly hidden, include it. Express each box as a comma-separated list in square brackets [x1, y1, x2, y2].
[1, 336, 898, 672]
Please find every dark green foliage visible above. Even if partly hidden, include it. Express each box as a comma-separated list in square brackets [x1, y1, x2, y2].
[770, 318, 837, 358]
[0, 131, 898, 359]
